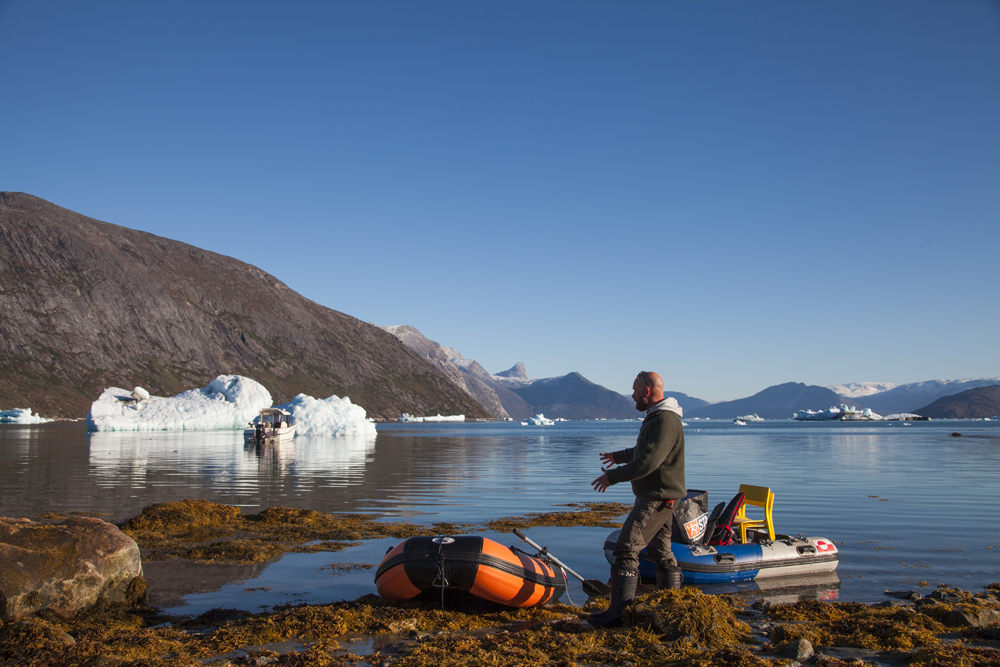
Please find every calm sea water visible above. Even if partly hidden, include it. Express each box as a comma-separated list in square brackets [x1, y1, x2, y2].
[2, 419, 999, 614]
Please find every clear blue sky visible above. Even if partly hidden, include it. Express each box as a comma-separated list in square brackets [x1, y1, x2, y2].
[2, 1, 998, 401]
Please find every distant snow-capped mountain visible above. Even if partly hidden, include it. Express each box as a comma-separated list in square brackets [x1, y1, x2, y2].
[829, 378, 1000, 415]
[492, 363, 534, 388]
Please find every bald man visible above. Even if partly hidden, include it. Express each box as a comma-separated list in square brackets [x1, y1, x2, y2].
[588, 370, 686, 628]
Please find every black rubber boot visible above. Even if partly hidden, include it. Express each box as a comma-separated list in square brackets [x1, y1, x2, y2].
[655, 563, 683, 590]
[587, 566, 638, 628]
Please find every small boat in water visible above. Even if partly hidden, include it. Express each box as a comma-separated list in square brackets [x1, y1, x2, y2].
[244, 407, 296, 444]
[375, 535, 565, 607]
[603, 529, 839, 584]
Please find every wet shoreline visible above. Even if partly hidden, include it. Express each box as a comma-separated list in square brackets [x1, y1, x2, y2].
[3, 499, 999, 665]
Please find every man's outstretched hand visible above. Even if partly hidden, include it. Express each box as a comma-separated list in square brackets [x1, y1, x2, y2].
[593, 451, 617, 492]
[592, 469, 611, 493]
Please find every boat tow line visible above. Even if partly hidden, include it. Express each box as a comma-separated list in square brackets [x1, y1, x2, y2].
[431, 536, 455, 609]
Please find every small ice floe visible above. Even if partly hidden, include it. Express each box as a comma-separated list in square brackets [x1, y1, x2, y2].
[734, 414, 764, 422]
[86, 375, 272, 432]
[0, 408, 51, 424]
[524, 414, 554, 426]
[275, 394, 376, 438]
[397, 413, 465, 423]
[734, 420, 747, 426]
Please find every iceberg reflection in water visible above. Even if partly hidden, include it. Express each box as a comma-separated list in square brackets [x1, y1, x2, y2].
[85, 429, 376, 511]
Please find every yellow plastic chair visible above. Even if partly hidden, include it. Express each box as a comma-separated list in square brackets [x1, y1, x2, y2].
[733, 484, 775, 543]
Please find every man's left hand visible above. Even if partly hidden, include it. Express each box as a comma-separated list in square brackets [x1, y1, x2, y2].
[592, 470, 611, 493]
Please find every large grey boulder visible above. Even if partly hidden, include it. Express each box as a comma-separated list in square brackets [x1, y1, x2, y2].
[0, 516, 143, 621]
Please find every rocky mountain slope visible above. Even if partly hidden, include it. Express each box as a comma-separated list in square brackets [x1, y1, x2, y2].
[913, 385, 1000, 419]
[382, 325, 530, 419]
[0, 193, 488, 420]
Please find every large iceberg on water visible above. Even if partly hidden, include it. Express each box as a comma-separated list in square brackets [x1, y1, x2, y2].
[87, 375, 272, 432]
[87, 375, 377, 437]
[0, 408, 51, 424]
[275, 394, 376, 437]
[793, 405, 883, 421]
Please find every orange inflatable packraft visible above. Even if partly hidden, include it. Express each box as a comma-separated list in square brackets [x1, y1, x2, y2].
[374, 535, 565, 608]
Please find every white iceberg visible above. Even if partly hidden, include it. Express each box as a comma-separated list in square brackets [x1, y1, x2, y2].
[839, 407, 883, 421]
[86, 375, 272, 432]
[0, 408, 51, 424]
[397, 413, 465, 422]
[734, 414, 764, 422]
[883, 413, 926, 421]
[793, 404, 883, 421]
[274, 393, 376, 438]
[524, 414, 554, 426]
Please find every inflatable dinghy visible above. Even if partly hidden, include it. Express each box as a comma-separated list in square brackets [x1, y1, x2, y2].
[376, 535, 565, 607]
[604, 529, 839, 584]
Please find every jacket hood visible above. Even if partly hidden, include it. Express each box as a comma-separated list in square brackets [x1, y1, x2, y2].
[647, 397, 683, 418]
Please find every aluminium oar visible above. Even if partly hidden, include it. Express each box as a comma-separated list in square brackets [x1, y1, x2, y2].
[513, 528, 612, 597]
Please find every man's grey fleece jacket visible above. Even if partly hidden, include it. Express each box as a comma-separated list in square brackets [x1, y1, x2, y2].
[605, 398, 686, 501]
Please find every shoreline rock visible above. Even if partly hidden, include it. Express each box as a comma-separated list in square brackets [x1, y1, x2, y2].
[0, 516, 143, 621]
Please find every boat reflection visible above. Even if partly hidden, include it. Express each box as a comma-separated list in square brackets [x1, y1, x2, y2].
[695, 571, 841, 603]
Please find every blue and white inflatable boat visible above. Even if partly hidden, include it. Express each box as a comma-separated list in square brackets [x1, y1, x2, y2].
[603, 529, 839, 584]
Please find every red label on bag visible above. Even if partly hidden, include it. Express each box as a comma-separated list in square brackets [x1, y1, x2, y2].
[684, 514, 708, 540]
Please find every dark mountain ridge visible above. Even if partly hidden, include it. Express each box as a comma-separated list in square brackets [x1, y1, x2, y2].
[508, 372, 637, 420]
[687, 382, 864, 420]
[913, 386, 1000, 419]
[846, 378, 1000, 415]
[0, 193, 488, 419]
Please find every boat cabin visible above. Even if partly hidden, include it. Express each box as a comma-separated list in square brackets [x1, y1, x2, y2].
[255, 408, 293, 427]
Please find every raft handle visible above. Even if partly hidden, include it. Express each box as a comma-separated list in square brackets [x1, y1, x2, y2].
[796, 545, 817, 556]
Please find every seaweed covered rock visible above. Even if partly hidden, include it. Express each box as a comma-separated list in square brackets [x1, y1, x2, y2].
[0, 516, 142, 621]
[627, 588, 751, 648]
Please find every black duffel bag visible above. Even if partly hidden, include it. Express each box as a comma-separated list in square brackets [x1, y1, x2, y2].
[670, 489, 709, 544]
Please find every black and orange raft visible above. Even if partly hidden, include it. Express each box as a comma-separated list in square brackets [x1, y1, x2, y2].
[374, 535, 566, 608]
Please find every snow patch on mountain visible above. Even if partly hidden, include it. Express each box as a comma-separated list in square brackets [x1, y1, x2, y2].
[826, 382, 898, 398]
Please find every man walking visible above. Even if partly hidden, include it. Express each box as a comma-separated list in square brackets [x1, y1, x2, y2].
[589, 370, 685, 628]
